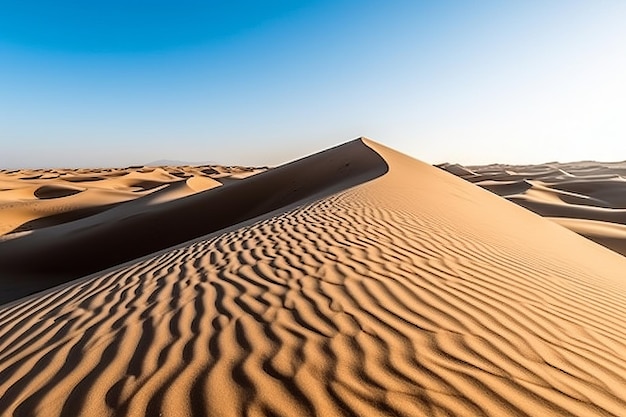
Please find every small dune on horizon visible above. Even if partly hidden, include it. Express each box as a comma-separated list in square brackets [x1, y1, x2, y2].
[1, 139, 626, 416]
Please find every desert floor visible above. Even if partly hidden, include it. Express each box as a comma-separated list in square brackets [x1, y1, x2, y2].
[1, 139, 626, 416]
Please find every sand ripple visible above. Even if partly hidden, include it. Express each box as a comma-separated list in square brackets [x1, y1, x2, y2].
[2, 140, 626, 416]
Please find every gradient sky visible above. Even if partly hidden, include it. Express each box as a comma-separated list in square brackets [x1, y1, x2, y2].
[1, 1, 625, 168]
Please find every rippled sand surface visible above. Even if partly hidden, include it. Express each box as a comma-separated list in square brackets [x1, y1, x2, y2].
[2, 140, 626, 416]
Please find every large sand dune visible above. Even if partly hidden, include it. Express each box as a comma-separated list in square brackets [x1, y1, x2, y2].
[1, 139, 626, 416]
[0, 140, 385, 304]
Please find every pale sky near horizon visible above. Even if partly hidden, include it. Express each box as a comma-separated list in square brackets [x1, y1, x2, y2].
[1, 1, 625, 169]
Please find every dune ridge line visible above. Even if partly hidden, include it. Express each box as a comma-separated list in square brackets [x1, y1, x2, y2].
[0, 139, 388, 304]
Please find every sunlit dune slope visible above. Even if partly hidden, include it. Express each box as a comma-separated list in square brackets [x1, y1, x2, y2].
[1, 139, 626, 416]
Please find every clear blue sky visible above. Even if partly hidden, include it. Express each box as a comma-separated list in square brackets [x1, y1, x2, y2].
[1, 1, 625, 168]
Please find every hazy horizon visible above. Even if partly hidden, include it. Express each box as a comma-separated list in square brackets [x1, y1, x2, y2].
[2, 1, 625, 169]
[5, 137, 626, 171]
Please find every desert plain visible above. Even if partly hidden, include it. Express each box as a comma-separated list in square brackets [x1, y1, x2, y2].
[1, 138, 626, 416]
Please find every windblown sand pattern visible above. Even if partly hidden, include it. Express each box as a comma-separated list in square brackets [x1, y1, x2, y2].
[439, 161, 626, 256]
[1, 140, 626, 416]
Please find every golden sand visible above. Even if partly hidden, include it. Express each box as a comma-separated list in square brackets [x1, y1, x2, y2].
[1, 139, 626, 416]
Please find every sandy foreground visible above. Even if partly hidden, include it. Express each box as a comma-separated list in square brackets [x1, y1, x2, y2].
[1, 139, 626, 416]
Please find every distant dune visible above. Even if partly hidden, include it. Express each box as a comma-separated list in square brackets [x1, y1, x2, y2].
[439, 160, 626, 257]
[0, 164, 265, 237]
[1, 139, 626, 416]
[145, 159, 218, 167]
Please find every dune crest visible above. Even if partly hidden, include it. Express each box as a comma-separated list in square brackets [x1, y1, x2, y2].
[0, 140, 387, 304]
[1, 139, 626, 416]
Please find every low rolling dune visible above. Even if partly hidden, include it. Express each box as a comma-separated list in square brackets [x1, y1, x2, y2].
[0, 165, 265, 238]
[1, 139, 626, 416]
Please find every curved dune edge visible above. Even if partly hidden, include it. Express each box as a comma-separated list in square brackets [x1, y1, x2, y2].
[0, 139, 388, 304]
[1, 139, 626, 416]
[34, 184, 86, 199]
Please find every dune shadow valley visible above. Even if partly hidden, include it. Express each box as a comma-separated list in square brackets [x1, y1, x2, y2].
[2, 138, 626, 417]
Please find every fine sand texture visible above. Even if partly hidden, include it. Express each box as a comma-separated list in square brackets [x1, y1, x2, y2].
[439, 161, 626, 256]
[2, 139, 626, 416]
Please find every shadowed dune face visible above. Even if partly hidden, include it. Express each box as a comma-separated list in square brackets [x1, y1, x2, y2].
[1, 140, 626, 416]
[0, 140, 388, 304]
[33, 184, 85, 199]
[439, 161, 626, 256]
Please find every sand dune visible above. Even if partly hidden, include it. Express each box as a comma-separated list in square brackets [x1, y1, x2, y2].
[1, 139, 626, 416]
[0, 141, 385, 304]
[440, 161, 626, 256]
[0, 165, 264, 239]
